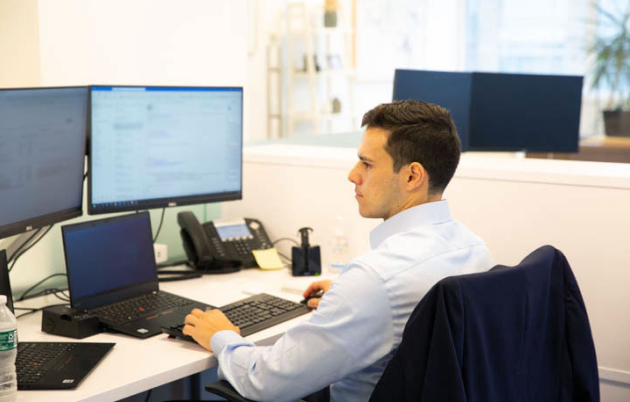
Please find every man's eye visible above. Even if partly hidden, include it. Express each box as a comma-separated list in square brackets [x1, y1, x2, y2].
[363, 162, 371, 169]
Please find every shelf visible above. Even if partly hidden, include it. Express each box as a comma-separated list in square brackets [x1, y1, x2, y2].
[292, 70, 355, 78]
[288, 27, 353, 35]
[289, 112, 354, 121]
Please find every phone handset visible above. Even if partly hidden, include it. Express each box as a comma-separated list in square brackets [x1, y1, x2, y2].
[177, 211, 240, 274]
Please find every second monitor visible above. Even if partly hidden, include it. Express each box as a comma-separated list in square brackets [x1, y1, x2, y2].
[88, 85, 243, 215]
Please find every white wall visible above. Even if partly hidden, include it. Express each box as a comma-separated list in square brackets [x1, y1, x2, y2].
[223, 144, 630, 401]
[37, 0, 246, 88]
[0, 0, 248, 295]
[0, 0, 41, 87]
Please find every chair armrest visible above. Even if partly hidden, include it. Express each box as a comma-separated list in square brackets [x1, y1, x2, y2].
[205, 380, 256, 402]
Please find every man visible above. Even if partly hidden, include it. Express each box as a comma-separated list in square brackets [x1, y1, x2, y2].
[184, 100, 495, 401]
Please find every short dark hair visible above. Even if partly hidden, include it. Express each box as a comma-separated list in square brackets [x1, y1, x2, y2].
[361, 100, 461, 194]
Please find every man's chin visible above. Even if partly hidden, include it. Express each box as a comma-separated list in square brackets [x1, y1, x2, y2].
[358, 208, 378, 219]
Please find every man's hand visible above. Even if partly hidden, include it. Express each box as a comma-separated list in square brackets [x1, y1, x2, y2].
[182, 308, 240, 352]
[302, 279, 333, 309]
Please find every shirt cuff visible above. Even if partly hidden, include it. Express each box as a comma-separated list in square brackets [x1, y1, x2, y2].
[210, 330, 251, 353]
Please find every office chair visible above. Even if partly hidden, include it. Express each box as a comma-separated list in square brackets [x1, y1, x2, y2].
[206, 245, 599, 402]
[204, 381, 326, 402]
[370, 245, 599, 401]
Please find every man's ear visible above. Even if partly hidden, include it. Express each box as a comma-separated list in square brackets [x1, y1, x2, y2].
[406, 162, 427, 190]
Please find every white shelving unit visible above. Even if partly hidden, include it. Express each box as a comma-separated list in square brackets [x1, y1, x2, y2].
[267, 33, 283, 139]
[282, 2, 356, 137]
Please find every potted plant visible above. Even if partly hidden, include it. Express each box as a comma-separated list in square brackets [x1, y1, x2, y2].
[590, 2, 630, 137]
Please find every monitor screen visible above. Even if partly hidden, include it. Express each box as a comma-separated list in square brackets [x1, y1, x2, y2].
[88, 86, 243, 214]
[0, 87, 88, 240]
[393, 69, 583, 152]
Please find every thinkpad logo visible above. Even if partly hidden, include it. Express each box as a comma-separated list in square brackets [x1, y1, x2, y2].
[62, 379, 75, 384]
[137, 328, 149, 334]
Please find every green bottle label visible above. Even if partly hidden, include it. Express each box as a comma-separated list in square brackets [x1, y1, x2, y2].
[0, 330, 17, 351]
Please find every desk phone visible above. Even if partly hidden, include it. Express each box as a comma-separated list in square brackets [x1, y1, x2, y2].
[178, 211, 273, 272]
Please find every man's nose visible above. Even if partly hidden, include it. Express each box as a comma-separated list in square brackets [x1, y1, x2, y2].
[348, 164, 360, 184]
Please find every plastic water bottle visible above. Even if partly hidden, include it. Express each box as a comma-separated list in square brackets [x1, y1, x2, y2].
[0, 295, 17, 402]
[329, 216, 349, 274]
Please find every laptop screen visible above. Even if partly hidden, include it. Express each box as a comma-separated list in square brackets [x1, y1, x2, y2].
[62, 212, 158, 309]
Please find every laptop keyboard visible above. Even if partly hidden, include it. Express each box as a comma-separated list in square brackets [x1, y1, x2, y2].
[164, 293, 310, 339]
[17, 342, 75, 385]
[16, 342, 115, 389]
[89, 292, 191, 325]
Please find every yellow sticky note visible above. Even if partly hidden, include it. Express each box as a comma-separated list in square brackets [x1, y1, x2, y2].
[252, 248, 285, 270]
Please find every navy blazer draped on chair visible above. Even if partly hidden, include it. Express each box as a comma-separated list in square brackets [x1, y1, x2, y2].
[369, 245, 599, 402]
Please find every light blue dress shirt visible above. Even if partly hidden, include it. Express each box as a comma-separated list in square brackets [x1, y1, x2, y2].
[211, 200, 495, 402]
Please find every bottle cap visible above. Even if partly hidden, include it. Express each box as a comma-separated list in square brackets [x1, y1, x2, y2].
[0, 295, 6, 305]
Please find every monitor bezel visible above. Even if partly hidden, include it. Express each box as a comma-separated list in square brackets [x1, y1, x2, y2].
[0, 86, 88, 241]
[87, 84, 244, 215]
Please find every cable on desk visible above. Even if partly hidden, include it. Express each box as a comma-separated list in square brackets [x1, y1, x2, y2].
[17, 273, 67, 302]
[53, 290, 70, 302]
[19, 287, 67, 301]
[273, 237, 299, 246]
[153, 208, 166, 243]
[9, 224, 55, 273]
[277, 251, 292, 265]
[6, 228, 41, 265]
[15, 303, 70, 320]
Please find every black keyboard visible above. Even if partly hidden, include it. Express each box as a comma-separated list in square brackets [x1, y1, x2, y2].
[163, 293, 311, 340]
[89, 292, 191, 325]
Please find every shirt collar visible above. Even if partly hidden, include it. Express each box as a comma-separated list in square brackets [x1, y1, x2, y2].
[369, 200, 453, 249]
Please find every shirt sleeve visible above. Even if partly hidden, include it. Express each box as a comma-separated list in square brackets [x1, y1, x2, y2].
[210, 263, 394, 402]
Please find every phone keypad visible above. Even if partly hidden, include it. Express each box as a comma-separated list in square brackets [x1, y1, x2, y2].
[234, 239, 252, 256]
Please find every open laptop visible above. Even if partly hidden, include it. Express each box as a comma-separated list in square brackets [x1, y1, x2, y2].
[61, 212, 215, 339]
[0, 249, 114, 390]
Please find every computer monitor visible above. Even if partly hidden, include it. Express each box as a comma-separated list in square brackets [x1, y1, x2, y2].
[393, 69, 583, 152]
[88, 85, 243, 214]
[0, 87, 88, 240]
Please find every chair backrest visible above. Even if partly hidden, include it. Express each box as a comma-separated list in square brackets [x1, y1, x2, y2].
[370, 245, 599, 402]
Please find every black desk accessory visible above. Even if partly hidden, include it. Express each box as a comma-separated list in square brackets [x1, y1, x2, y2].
[291, 227, 321, 276]
[300, 290, 324, 306]
[41, 305, 103, 339]
[0, 249, 114, 389]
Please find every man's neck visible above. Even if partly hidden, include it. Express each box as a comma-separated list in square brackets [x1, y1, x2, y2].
[384, 194, 443, 221]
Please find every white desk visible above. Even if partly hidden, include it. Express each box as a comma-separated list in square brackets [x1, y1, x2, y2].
[15, 268, 329, 402]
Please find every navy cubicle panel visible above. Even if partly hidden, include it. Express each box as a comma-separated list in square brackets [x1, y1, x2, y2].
[393, 70, 472, 151]
[469, 72, 582, 152]
[393, 69, 583, 153]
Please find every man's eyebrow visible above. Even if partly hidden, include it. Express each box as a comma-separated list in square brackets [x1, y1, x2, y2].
[358, 155, 374, 163]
